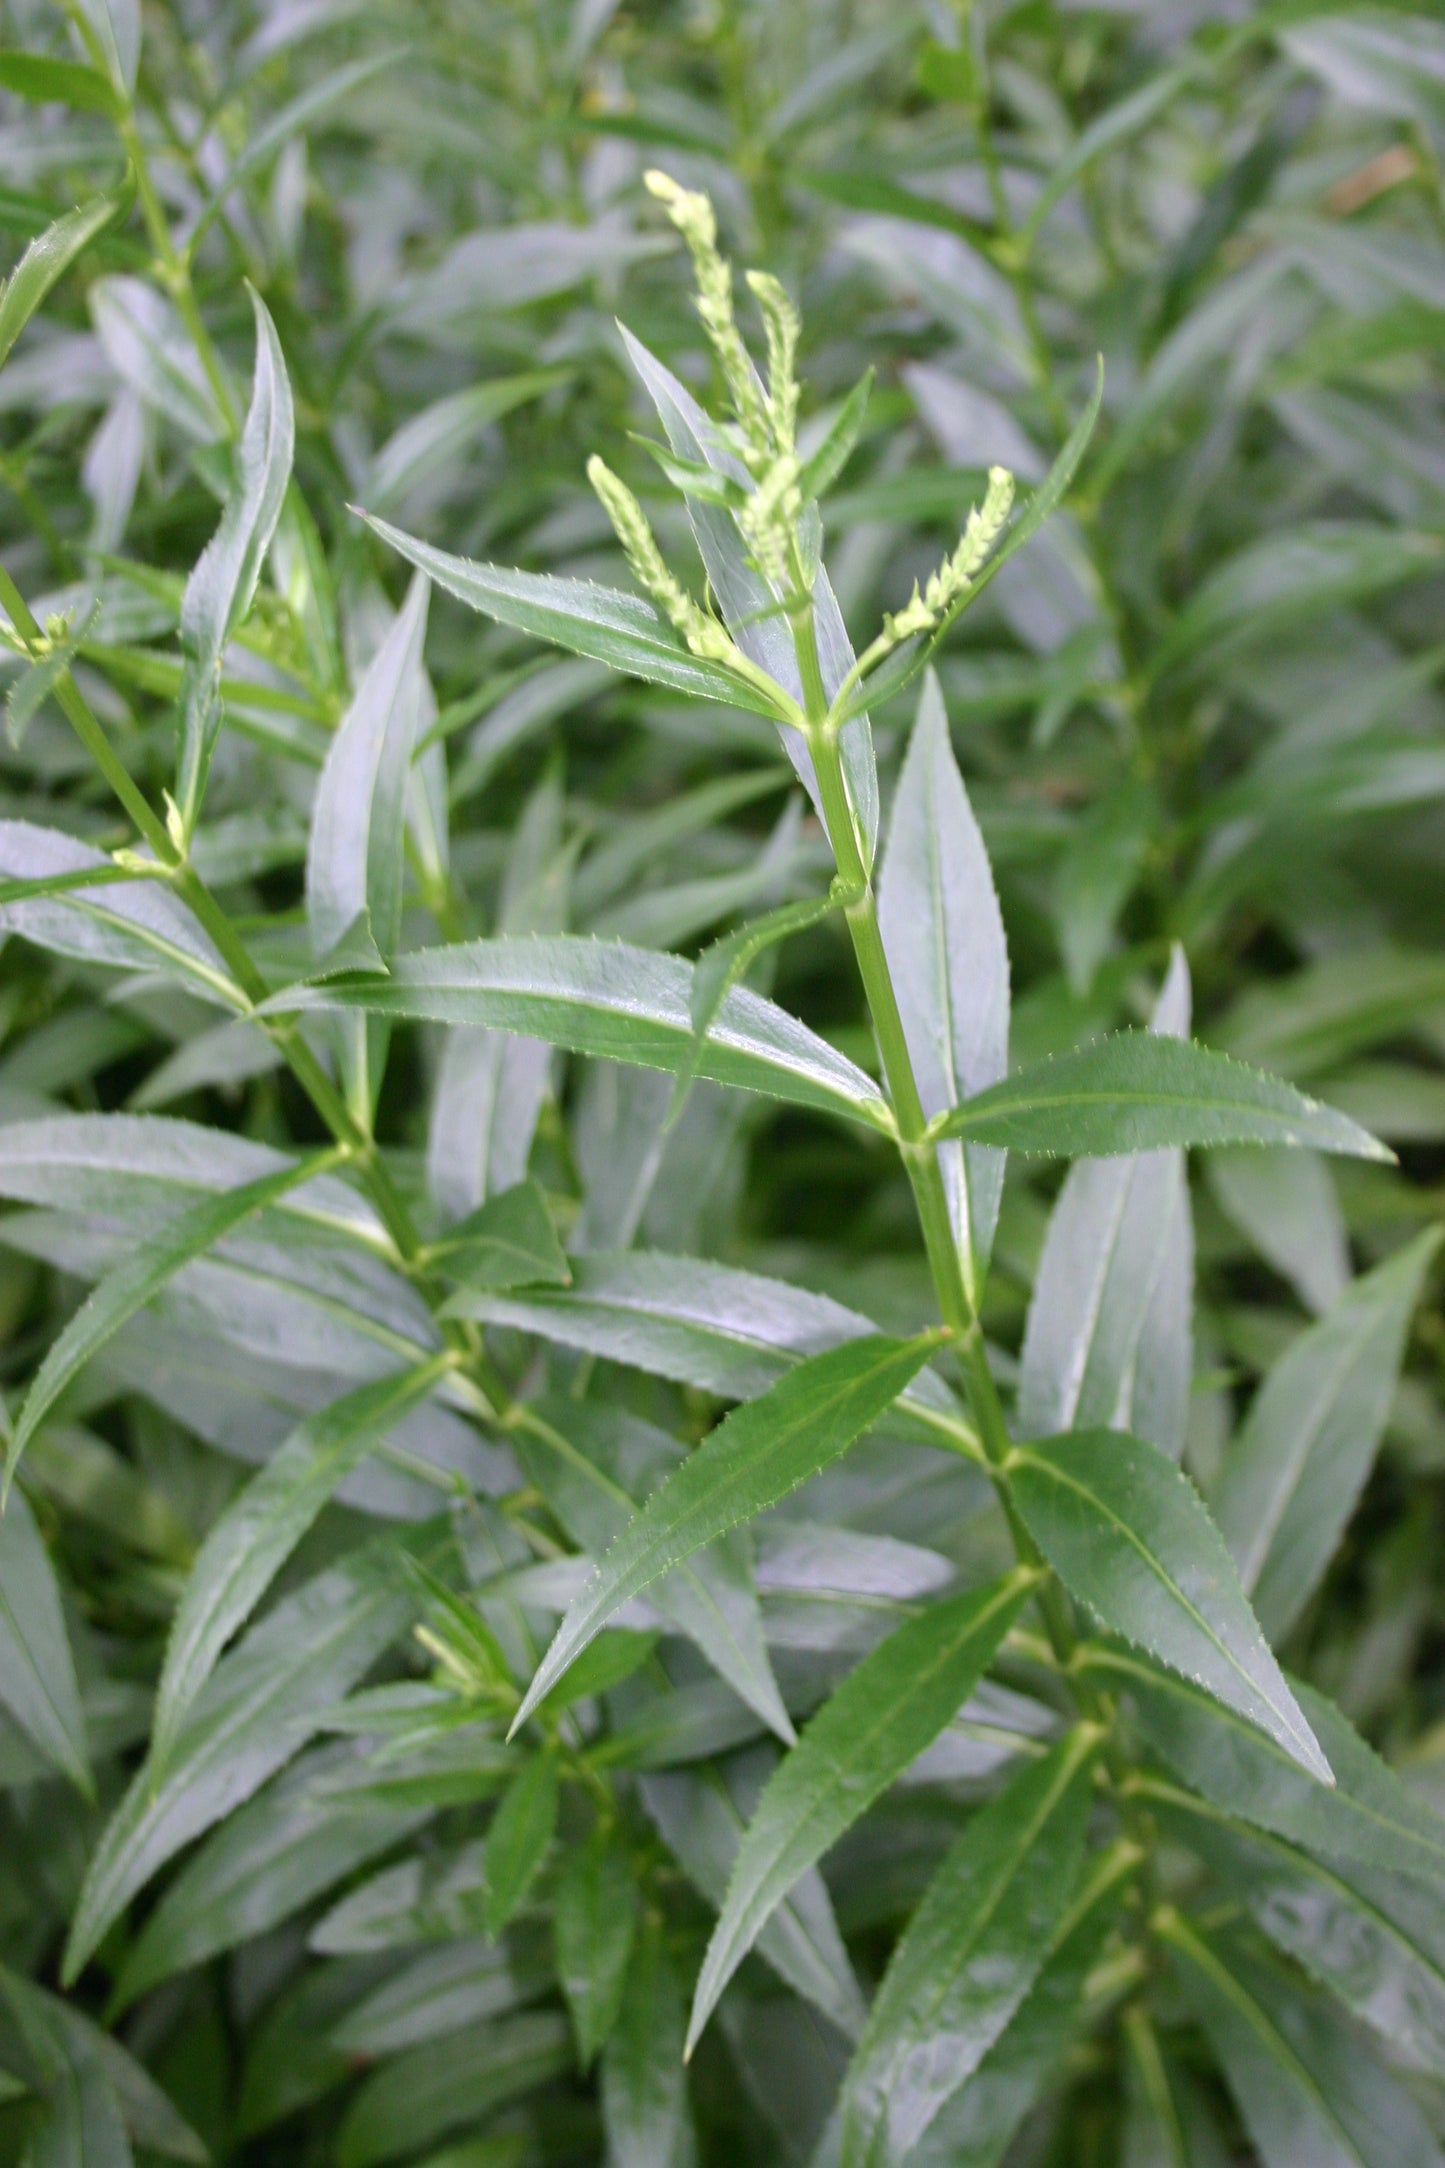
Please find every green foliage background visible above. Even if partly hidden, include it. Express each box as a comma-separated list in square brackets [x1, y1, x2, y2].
[0, 1, 1444, 2164]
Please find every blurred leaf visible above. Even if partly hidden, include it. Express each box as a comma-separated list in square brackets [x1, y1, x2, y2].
[603, 1916, 697, 2168]
[483, 1753, 559, 1936]
[0, 1486, 90, 1795]
[428, 1179, 569, 1294]
[0, 188, 126, 370]
[554, 1825, 638, 2067]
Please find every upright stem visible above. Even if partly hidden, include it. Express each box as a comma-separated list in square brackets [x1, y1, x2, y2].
[792, 598, 1086, 1670]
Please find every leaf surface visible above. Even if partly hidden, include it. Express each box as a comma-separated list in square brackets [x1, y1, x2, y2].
[686, 1568, 1039, 2052]
[0, 1485, 90, 1794]
[836, 1729, 1098, 2168]
[1215, 1229, 1440, 1640]
[940, 1032, 1388, 1159]
[512, 1333, 940, 1733]
[1009, 1430, 1330, 1779]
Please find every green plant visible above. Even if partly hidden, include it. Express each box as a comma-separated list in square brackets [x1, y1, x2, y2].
[1, 4, 1444, 2166]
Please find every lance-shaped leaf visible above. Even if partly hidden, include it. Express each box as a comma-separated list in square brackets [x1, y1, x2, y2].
[64, 1534, 425, 1982]
[836, 1727, 1098, 2168]
[112, 1742, 431, 2011]
[0, 820, 237, 1002]
[358, 510, 798, 724]
[904, 1841, 1139, 2168]
[1083, 1650, 1445, 1891]
[442, 1250, 969, 1449]
[307, 573, 430, 962]
[152, 1358, 449, 1764]
[0, 1485, 90, 1796]
[1215, 1228, 1440, 1642]
[427, 1179, 570, 1294]
[176, 290, 295, 831]
[1007, 1430, 1330, 1781]
[1018, 948, 1194, 1460]
[483, 1752, 559, 1935]
[511, 1333, 943, 1735]
[4, 1149, 341, 1489]
[878, 668, 1009, 1295]
[1161, 1914, 1445, 2168]
[669, 890, 838, 1119]
[642, 1755, 865, 2040]
[1144, 1777, 1445, 2078]
[685, 1567, 1040, 2054]
[938, 1031, 1389, 1159]
[603, 1917, 698, 2168]
[272, 933, 894, 1135]
[0, 1965, 204, 2163]
[0, 186, 128, 369]
[515, 1396, 793, 1743]
[555, 1824, 639, 2068]
[336, 2009, 571, 2168]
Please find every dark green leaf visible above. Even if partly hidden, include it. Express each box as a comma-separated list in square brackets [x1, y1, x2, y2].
[836, 1727, 1098, 2168]
[686, 1567, 1040, 2052]
[554, 1825, 639, 2067]
[0, 188, 127, 369]
[483, 1753, 559, 1936]
[938, 1032, 1390, 1160]
[428, 1179, 570, 1293]
[511, 1333, 943, 1734]
[1008, 1430, 1330, 1780]
[602, 1917, 697, 2168]
[153, 1357, 449, 1763]
[1216, 1230, 1440, 1640]
[0, 1486, 90, 1796]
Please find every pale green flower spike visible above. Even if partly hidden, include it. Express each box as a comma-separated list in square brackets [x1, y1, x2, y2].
[645, 170, 769, 459]
[745, 270, 800, 457]
[880, 464, 1016, 649]
[738, 450, 802, 592]
[587, 455, 746, 671]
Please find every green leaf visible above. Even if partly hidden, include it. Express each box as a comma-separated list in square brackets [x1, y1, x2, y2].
[878, 669, 1010, 1291]
[0, 188, 127, 370]
[336, 2010, 571, 2168]
[514, 1396, 793, 1744]
[4, 1148, 340, 1490]
[176, 289, 295, 832]
[1022, 63, 1196, 246]
[5, 600, 100, 749]
[0, 1964, 204, 2162]
[668, 890, 838, 1120]
[153, 1357, 449, 1764]
[1084, 1650, 1445, 1890]
[797, 367, 874, 501]
[1149, 523, 1445, 683]
[441, 1250, 969, 1451]
[642, 1758, 866, 2040]
[483, 1753, 559, 1935]
[685, 1567, 1040, 2054]
[1206, 1146, 1350, 1317]
[1215, 1229, 1440, 1641]
[937, 1031, 1390, 1160]
[602, 1916, 697, 2168]
[307, 572, 431, 963]
[1161, 1914, 1445, 2168]
[0, 1486, 90, 1796]
[331, 1937, 552, 2058]
[904, 1841, 1139, 2168]
[0, 821, 237, 1002]
[1144, 1778, 1445, 2078]
[554, 1824, 639, 2068]
[1007, 1430, 1330, 1781]
[510, 1333, 943, 1735]
[427, 1179, 570, 1293]
[64, 1533, 427, 1982]
[112, 1742, 431, 2010]
[1018, 949, 1194, 1461]
[534, 1628, 657, 1717]
[275, 933, 894, 1135]
[0, 50, 123, 116]
[835, 1728, 1097, 2168]
[357, 511, 797, 724]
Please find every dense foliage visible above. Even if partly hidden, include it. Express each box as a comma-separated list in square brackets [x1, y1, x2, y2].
[1, 2, 1444, 2163]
